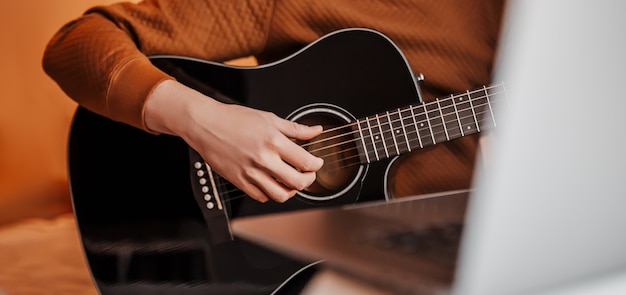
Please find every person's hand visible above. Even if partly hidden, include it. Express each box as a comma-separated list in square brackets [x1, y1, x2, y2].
[145, 79, 324, 203]
[187, 102, 324, 203]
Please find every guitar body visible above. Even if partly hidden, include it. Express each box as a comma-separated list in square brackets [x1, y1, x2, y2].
[68, 29, 422, 294]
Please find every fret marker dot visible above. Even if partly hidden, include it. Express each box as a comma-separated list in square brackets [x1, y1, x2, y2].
[375, 136, 380, 140]
[467, 126, 471, 130]
[396, 130, 400, 134]
[420, 123, 424, 127]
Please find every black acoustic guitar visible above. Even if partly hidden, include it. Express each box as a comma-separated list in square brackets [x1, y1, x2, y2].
[68, 28, 504, 294]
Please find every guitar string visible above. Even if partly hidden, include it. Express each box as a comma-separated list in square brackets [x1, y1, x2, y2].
[304, 88, 506, 162]
[215, 114, 501, 203]
[307, 83, 504, 138]
[305, 108, 501, 172]
[214, 85, 508, 201]
[216, 86, 506, 203]
[305, 95, 504, 159]
[300, 83, 505, 152]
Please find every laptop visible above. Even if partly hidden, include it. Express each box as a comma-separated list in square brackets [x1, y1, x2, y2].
[232, 1, 626, 294]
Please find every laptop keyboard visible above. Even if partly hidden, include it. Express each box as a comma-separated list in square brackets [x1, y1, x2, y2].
[364, 223, 464, 265]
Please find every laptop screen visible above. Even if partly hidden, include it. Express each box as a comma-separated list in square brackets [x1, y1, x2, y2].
[452, 1, 626, 294]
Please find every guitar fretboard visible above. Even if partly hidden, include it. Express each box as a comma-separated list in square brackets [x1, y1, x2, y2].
[353, 83, 506, 163]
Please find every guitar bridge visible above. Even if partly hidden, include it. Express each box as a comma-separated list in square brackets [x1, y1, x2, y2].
[189, 148, 233, 243]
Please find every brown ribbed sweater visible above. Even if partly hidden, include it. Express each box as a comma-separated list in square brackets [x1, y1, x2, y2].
[42, 0, 505, 196]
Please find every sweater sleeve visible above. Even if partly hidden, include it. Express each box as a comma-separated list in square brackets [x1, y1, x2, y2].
[42, 0, 275, 131]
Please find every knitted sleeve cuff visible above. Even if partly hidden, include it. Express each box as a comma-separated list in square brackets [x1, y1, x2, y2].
[106, 56, 173, 134]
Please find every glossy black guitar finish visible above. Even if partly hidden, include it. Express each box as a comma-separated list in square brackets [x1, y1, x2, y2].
[68, 29, 424, 294]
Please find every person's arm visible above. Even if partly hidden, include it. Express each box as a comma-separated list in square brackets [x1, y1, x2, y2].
[42, 0, 277, 131]
[42, 0, 324, 203]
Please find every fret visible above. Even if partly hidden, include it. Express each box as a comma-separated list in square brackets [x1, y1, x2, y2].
[488, 83, 508, 126]
[366, 117, 381, 161]
[354, 118, 384, 164]
[407, 106, 423, 149]
[485, 86, 497, 128]
[376, 113, 400, 157]
[374, 114, 390, 158]
[421, 102, 437, 145]
[473, 87, 494, 133]
[354, 119, 371, 164]
[434, 97, 463, 141]
[436, 99, 450, 141]
[386, 112, 402, 155]
[455, 90, 480, 136]
[477, 85, 502, 130]
[395, 108, 412, 153]
[386, 112, 401, 155]
[467, 90, 480, 133]
[452, 94, 465, 137]
[468, 87, 487, 131]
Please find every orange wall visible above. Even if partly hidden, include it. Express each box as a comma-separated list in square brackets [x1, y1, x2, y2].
[0, 0, 125, 225]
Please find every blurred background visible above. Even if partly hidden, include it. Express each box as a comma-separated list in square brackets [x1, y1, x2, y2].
[0, 3, 128, 293]
[0, 0, 123, 226]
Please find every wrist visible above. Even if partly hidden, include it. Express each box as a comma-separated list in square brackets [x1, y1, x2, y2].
[144, 79, 218, 137]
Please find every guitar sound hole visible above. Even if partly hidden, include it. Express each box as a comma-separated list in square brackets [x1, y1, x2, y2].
[295, 114, 360, 197]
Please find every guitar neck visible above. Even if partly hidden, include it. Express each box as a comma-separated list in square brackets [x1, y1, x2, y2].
[353, 82, 507, 164]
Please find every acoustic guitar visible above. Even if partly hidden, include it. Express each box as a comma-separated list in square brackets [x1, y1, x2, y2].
[68, 28, 504, 294]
